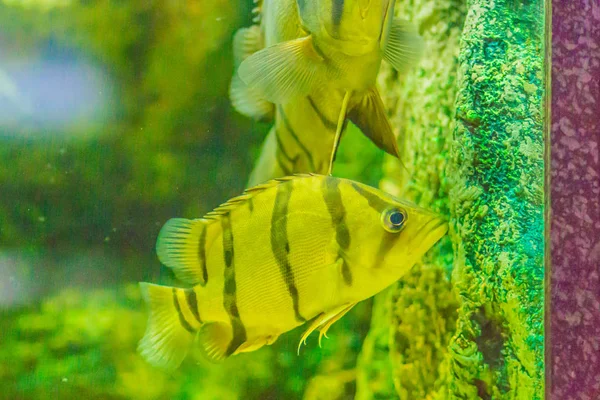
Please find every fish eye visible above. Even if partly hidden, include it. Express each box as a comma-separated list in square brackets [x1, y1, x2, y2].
[381, 208, 407, 233]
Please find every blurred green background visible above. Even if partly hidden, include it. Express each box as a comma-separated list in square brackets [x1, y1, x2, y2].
[0, 1, 379, 398]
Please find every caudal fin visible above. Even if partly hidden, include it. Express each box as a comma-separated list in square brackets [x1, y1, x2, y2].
[138, 283, 200, 370]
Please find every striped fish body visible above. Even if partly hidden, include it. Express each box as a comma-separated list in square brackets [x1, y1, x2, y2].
[138, 174, 448, 369]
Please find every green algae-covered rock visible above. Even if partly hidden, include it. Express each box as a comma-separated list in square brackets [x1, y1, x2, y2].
[446, 1, 546, 397]
[356, 0, 465, 398]
[356, 0, 546, 398]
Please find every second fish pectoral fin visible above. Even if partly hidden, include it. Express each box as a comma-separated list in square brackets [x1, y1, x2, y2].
[347, 88, 400, 158]
[237, 35, 326, 104]
[297, 302, 358, 354]
[383, 19, 425, 74]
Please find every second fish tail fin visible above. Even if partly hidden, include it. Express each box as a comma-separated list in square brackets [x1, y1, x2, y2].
[138, 283, 203, 370]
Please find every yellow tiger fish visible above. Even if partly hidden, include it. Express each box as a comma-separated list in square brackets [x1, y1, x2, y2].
[138, 174, 447, 369]
[230, 0, 423, 186]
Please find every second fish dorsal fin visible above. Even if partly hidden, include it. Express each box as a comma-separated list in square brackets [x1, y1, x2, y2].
[383, 19, 425, 74]
[232, 25, 264, 67]
[230, 25, 274, 121]
[347, 89, 400, 158]
[238, 35, 326, 104]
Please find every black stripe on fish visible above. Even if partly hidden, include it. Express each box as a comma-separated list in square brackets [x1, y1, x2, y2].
[198, 224, 208, 286]
[185, 288, 202, 324]
[221, 212, 248, 356]
[322, 176, 352, 285]
[351, 182, 390, 213]
[173, 288, 195, 334]
[275, 127, 294, 163]
[248, 197, 254, 213]
[276, 151, 293, 176]
[270, 181, 306, 323]
[332, 0, 344, 36]
[372, 232, 400, 269]
[223, 214, 234, 268]
[307, 96, 337, 131]
[278, 106, 316, 171]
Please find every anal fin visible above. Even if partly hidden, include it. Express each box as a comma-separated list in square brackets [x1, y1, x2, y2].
[198, 322, 233, 363]
[347, 88, 400, 158]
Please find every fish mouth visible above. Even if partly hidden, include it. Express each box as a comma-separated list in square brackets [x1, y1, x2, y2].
[420, 218, 449, 251]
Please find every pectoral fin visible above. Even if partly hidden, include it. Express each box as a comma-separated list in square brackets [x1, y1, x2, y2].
[383, 19, 425, 74]
[347, 88, 400, 158]
[238, 35, 326, 104]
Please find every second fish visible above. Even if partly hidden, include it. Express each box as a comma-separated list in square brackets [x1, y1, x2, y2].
[230, 0, 424, 185]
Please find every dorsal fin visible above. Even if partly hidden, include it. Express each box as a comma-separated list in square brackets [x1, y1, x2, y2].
[156, 174, 317, 284]
[203, 174, 316, 221]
